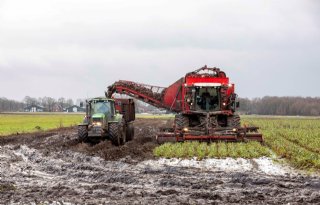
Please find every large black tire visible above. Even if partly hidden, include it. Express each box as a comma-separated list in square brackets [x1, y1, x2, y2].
[126, 123, 134, 142]
[175, 114, 189, 130]
[78, 125, 88, 142]
[109, 123, 121, 146]
[227, 114, 241, 128]
[120, 119, 126, 145]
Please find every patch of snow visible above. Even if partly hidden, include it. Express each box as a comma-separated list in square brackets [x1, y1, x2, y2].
[253, 157, 291, 175]
[139, 157, 294, 176]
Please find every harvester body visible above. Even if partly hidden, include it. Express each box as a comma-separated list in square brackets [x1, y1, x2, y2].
[78, 97, 135, 145]
[107, 66, 263, 143]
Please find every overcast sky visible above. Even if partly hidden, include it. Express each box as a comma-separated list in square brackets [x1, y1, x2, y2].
[0, 0, 319, 101]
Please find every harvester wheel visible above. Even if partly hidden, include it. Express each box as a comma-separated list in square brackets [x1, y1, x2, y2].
[175, 114, 189, 130]
[228, 114, 241, 128]
[78, 125, 88, 142]
[126, 123, 134, 141]
[209, 116, 218, 128]
[109, 123, 121, 146]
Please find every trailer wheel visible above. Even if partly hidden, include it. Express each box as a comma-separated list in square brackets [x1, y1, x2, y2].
[175, 114, 189, 130]
[109, 123, 121, 146]
[120, 119, 126, 145]
[228, 114, 241, 128]
[78, 125, 88, 142]
[126, 123, 134, 141]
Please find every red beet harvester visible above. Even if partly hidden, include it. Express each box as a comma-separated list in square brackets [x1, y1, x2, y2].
[107, 65, 263, 143]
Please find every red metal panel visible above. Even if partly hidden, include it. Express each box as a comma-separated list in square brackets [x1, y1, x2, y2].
[162, 77, 184, 111]
[156, 132, 263, 143]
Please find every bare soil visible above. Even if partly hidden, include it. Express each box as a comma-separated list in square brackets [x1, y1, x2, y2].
[0, 118, 319, 205]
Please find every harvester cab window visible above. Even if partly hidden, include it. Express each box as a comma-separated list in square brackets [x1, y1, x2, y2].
[195, 87, 219, 111]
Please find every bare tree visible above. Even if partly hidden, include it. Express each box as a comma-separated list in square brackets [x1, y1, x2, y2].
[0, 97, 24, 112]
[23, 96, 38, 106]
[66, 99, 74, 107]
[238, 97, 320, 116]
[58, 97, 66, 110]
[40, 97, 56, 112]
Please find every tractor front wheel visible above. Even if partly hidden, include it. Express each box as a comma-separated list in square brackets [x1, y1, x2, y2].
[78, 125, 88, 143]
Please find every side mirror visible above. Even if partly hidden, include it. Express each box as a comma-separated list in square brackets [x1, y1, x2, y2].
[236, 102, 240, 108]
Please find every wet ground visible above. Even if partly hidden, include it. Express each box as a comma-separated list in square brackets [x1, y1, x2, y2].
[0, 118, 320, 204]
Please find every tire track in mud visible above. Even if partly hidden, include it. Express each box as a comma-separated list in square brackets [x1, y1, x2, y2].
[0, 118, 320, 204]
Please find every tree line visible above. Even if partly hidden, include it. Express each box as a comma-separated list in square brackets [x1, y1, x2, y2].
[238, 96, 320, 116]
[0, 96, 77, 112]
[1, 96, 319, 115]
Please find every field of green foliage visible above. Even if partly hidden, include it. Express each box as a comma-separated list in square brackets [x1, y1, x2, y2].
[0, 113, 83, 136]
[154, 116, 320, 170]
[242, 117, 320, 170]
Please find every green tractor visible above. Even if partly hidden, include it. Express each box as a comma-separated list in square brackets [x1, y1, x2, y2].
[78, 97, 135, 145]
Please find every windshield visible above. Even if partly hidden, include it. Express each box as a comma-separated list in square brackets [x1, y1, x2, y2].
[195, 87, 220, 111]
[91, 101, 112, 115]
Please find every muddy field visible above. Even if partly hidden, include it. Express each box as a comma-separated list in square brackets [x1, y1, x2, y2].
[0, 118, 320, 205]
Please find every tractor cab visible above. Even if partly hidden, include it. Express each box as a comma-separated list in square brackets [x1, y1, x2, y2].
[84, 98, 116, 136]
[89, 98, 115, 122]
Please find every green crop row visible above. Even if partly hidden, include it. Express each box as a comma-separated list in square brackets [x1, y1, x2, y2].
[154, 116, 320, 170]
[239, 117, 320, 169]
[153, 141, 271, 160]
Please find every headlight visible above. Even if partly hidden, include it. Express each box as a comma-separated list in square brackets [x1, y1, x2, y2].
[232, 128, 237, 132]
[183, 127, 189, 132]
[93, 122, 102, 126]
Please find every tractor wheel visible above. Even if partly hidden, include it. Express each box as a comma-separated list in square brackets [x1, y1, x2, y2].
[109, 123, 121, 146]
[126, 123, 135, 142]
[78, 125, 88, 143]
[120, 119, 126, 145]
[227, 114, 241, 128]
[175, 114, 189, 130]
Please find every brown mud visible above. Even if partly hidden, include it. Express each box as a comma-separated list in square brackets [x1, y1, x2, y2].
[0, 118, 319, 204]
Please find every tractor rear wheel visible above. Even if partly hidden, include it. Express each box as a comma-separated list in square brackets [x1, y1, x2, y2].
[78, 125, 88, 142]
[109, 123, 121, 146]
[227, 114, 241, 128]
[126, 123, 134, 141]
[175, 114, 189, 130]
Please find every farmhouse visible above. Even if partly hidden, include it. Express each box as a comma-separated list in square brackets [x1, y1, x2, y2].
[65, 105, 85, 113]
[24, 105, 45, 112]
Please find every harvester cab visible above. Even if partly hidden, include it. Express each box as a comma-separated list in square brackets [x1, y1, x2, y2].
[78, 97, 135, 146]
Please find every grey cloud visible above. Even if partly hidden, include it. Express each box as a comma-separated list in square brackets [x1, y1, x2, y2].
[0, 0, 319, 101]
